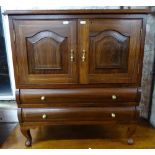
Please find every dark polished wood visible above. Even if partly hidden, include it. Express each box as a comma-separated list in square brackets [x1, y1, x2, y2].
[19, 88, 139, 104]
[86, 19, 142, 84]
[4, 9, 151, 15]
[90, 30, 129, 71]
[8, 9, 148, 146]
[9, 13, 147, 88]
[13, 19, 77, 85]
[22, 107, 136, 123]
[20, 127, 32, 147]
[27, 31, 67, 74]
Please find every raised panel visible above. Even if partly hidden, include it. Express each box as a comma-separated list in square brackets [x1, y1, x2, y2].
[89, 30, 129, 74]
[89, 30, 129, 73]
[33, 38, 62, 69]
[27, 31, 68, 74]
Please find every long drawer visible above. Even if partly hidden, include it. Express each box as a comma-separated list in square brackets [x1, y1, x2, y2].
[22, 107, 137, 123]
[19, 88, 140, 104]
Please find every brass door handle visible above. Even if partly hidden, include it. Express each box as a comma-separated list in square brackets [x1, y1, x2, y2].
[82, 50, 86, 62]
[70, 49, 74, 62]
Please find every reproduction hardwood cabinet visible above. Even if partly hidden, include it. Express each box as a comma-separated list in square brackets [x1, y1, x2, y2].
[6, 9, 149, 147]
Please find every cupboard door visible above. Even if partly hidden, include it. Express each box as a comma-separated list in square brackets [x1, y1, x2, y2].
[79, 19, 142, 84]
[13, 20, 77, 85]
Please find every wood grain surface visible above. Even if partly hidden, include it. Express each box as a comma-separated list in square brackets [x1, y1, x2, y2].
[1, 120, 155, 149]
[7, 9, 148, 146]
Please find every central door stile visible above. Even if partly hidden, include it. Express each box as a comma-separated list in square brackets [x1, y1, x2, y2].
[78, 19, 89, 84]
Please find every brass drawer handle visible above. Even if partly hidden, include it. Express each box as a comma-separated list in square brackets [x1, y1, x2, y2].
[41, 96, 45, 101]
[82, 49, 86, 62]
[42, 114, 47, 119]
[112, 95, 117, 100]
[70, 49, 74, 62]
[111, 113, 116, 118]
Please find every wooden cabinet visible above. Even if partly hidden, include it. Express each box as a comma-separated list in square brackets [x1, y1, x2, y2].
[6, 9, 149, 147]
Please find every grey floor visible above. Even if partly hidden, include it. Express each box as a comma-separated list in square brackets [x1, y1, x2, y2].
[0, 123, 17, 146]
[0, 75, 12, 96]
[0, 100, 18, 146]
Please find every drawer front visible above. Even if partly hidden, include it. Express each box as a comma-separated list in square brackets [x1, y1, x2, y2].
[22, 107, 137, 123]
[20, 88, 140, 104]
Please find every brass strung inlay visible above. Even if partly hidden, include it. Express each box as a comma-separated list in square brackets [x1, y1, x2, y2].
[111, 113, 116, 118]
[70, 49, 74, 62]
[41, 96, 45, 101]
[82, 50, 86, 62]
[42, 114, 47, 119]
[112, 95, 117, 100]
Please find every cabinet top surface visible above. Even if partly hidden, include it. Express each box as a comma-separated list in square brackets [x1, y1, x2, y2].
[4, 9, 151, 15]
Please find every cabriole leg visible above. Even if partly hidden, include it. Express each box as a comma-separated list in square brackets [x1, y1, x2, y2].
[127, 125, 136, 145]
[20, 127, 32, 147]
